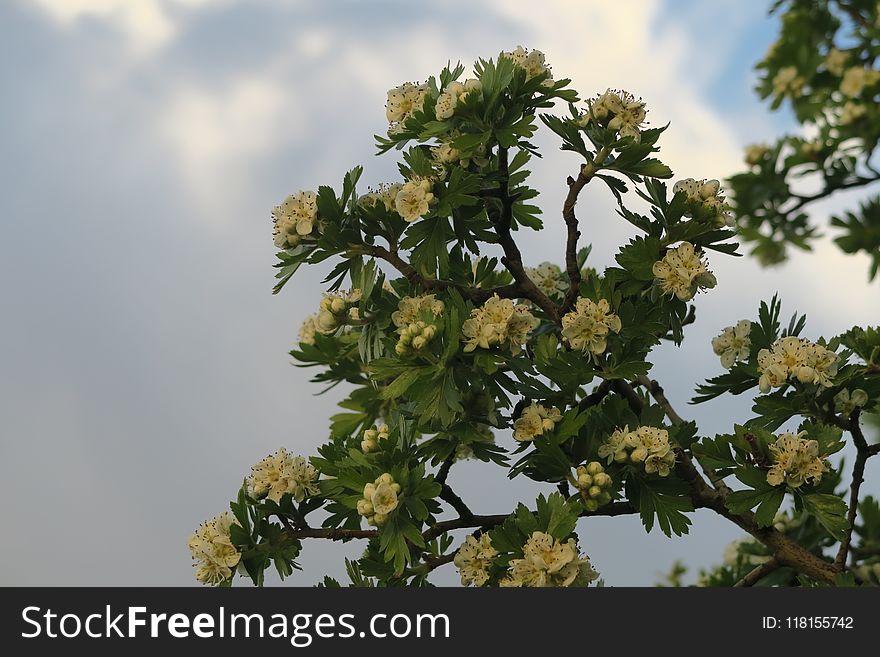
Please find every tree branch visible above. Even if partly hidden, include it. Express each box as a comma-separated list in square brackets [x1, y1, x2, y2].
[493, 147, 561, 324]
[834, 409, 876, 569]
[637, 374, 731, 495]
[734, 557, 781, 587]
[578, 379, 613, 412]
[282, 501, 638, 545]
[560, 148, 609, 314]
[358, 244, 524, 303]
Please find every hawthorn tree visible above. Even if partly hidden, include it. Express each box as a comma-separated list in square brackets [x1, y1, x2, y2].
[730, 0, 880, 278]
[188, 46, 880, 588]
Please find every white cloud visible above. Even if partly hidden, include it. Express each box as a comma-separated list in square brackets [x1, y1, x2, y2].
[159, 76, 295, 217]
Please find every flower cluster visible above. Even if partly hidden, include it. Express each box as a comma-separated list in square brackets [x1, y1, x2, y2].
[840, 101, 867, 125]
[187, 512, 241, 586]
[560, 297, 621, 355]
[771, 66, 804, 98]
[673, 178, 735, 227]
[248, 448, 319, 503]
[359, 183, 402, 211]
[461, 294, 539, 354]
[361, 424, 390, 453]
[840, 66, 880, 97]
[435, 78, 482, 120]
[453, 533, 497, 586]
[598, 425, 676, 476]
[711, 320, 752, 369]
[825, 48, 848, 77]
[573, 461, 613, 511]
[502, 46, 552, 82]
[833, 388, 868, 416]
[298, 315, 317, 345]
[273, 190, 318, 249]
[766, 431, 828, 488]
[315, 289, 362, 335]
[525, 261, 566, 298]
[583, 89, 648, 142]
[386, 82, 428, 132]
[499, 531, 598, 588]
[512, 402, 562, 442]
[394, 178, 435, 222]
[391, 294, 444, 355]
[756, 336, 839, 393]
[652, 242, 717, 301]
[744, 143, 770, 166]
[357, 473, 401, 526]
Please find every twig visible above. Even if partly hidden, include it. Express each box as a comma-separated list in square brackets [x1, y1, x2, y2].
[637, 374, 731, 495]
[493, 147, 561, 324]
[560, 148, 610, 315]
[577, 379, 613, 412]
[440, 484, 475, 521]
[282, 502, 638, 545]
[734, 558, 781, 587]
[835, 409, 876, 570]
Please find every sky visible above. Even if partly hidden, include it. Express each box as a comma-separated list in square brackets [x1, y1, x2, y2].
[1, 0, 878, 587]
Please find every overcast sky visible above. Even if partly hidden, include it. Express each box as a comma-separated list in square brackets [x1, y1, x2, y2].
[1, 0, 877, 587]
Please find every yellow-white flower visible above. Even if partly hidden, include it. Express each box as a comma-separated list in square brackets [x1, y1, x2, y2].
[711, 320, 752, 369]
[461, 294, 539, 354]
[502, 531, 598, 588]
[188, 511, 241, 586]
[361, 424, 390, 453]
[360, 183, 402, 211]
[394, 179, 435, 223]
[598, 425, 675, 476]
[298, 315, 317, 346]
[503, 46, 552, 82]
[756, 336, 838, 393]
[840, 66, 880, 97]
[766, 431, 828, 488]
[772, 66, 804, 98]
[744, 143, 770, 166]
[833, 388, 868, 416]
[454, 534, 497, 586]
[560, 297, 621, 355]
[652, 242, 717, 301]
[582, 89, 648, 141]
[315, 289, 362, 335]
[391, 294, 443, 355]
[358, 473, 401, 526]
[673, 178, 735, 227]
[825, 48, 848, 76]
[526, 261, 566, 298]
[386, 82, 429, 131]
[248, 448, 320, 503]
[840, 101, 867, 124]
[513, 402, 562, 442]
[273, 190, 319, 249]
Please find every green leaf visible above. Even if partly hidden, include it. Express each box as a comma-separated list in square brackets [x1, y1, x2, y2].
[801, 493, 849, 540]
[628, 476, 693, 537]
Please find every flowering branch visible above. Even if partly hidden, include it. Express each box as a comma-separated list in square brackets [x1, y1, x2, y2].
[280, 501, 638, 546]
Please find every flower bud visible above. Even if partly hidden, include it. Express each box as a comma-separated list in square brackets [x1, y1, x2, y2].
[363, 483, 376, 498]
[357, 500, 373, 515]
[577, 474, 592, 488]
[378, 473, 394, 485]
[588, 485, 602, 499]
[394, 342, 408, 356]
[593, 472, 611, 488]
[586, 461, 603, 476]
[851, 389, 869, 407]
[331, 298, 347, 314]
[583, 498, 599, 512]
[630, 447, 648, 463]
[412, 336, 426, 350]
[373, 512, 387, 525]
[796, 366, 815, 383]
[391, 482, 401, 494]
